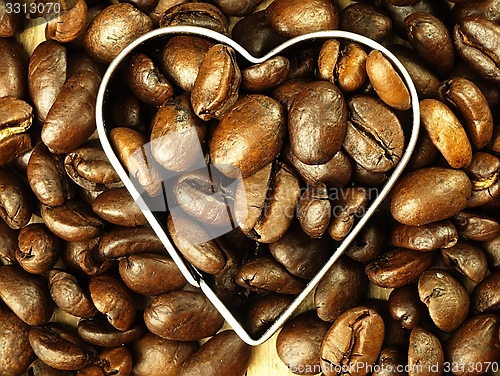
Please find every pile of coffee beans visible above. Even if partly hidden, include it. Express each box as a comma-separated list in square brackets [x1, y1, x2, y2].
[1, 0, 500, 375]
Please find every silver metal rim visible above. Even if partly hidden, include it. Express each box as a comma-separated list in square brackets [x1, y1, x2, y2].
[96, 25, 420, 346]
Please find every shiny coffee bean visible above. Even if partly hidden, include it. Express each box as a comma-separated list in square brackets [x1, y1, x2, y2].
[315, 255, 367, 322]
[344, 218, 386, 263]
[471, 271, 500, 313]
[16, 223, 60, 274]
[0, 37, 27, 100]
[365, 248, 435, 289]
[0, 265, 53, 326]
[91, 188, 147, 227]
[62, 236, 114, 277]
[159, 2, 228, 34]
[0, 166, 32, 230]
[390, 167, 472, 226]
[241, 56, 290, 93]
[118, 253, 187, 296]
[321, 306, 385, 376]
[77, 316, 145, 347]
[441, 240, 488, 283]
[388, 284, 428, 330]
[407, 326, 444, 376]
[244, 294, 294, 337]
[451, 210, 500, 241]
[418, 269, 470, 332]
[390, 220, 458, 251]
[89, 274, 137, 331]
[372, 347, 407, 376]
[49, 268, 98, 318]
[144, 290, 224, 341]
[335, 42, 368, 94]
[340, 3, 392, 43]
[297, 182, 331, 239]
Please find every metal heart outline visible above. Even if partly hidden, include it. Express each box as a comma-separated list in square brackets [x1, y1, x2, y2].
[96, 25, 420, 346]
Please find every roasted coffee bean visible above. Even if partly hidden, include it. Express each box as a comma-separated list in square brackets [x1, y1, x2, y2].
[78, 346, 132, 376]
[118, 253, 186, 296]
[0, 302, 35, 376]
[42, 70, 101, 154]
[408, 327, 444, 376]
[78, 316, 145, 347]
[269, 221, 333, 279]
[381, 0, 451, 40]
[327, 186, 370, 241]
[250, 162, 301, 243]
[29, 323, 98, 371]
[289, 80, 347, 165]
[127, 53, 174, 107]
[236, 256, 306, 295]
[335, 42, 368, 94]
[405, 12, 455, 75]
[442, 240, 488, 283]
[343, 95, 404, 173]
[0, 0, 25, 37]
[49, 269, 98, 318]
[390, 220, 458, 251]
[365, 248, 436, 289]
[42, 199, 104, 242]
[315, 255, 367, 322]
[159, 2, 228, 34]
[0, 217, 18, 263]
[345, 218, 386, 263]
[388, 284, 428, 330]
[317, 38, 340, 84]
[16, 223, 60, 274]
[471, 271, 500, 313]
[27, 143, 75, 206]
[284, 146, 352, 189]
[297, 182, 331, 239]
[366, 50, 410, 111]
[28, 40, 67, 122]
[111, 90, 150, 134]
[144, 290, 224, 341]
[45, 0, 88, 43]
[321, 306, 385, 376]
[67, 50, 106, 79]
[438, 77, 493, 149]
[0, 38, 28, 100]
[233, 162, 272, 235]
[390, 44, 439, 100]
[276, 311, 331, 375]
[92, 188, 147, 227]
[418, 269, 470, 332]
[407, 132, 441, 171]
[64, 144, 123, 192]
[481, 233, 500, 271]
[0, 168, 31, 229]
[241, 56, 290, 93]
[84, 3, 153, 63]
[206, 0, 263, 17]
[451, 210, 500, 241]
[62, 236, 114, 277]
[231, 10, 287, 58]
[0, 265, 53, 326]
[244, 294, 294, 337]
[390, 167, 472, 226]
[89, 274, 137, 331]
[266, 0, 339, 38]
[159, 35, 214, 92]
[110, 127, 163, 197]
[0, 96, 33, 166]
[167, 212, 225, 275]
[419, 99, 472, 169]
[130, 331, 197, 376]
[28, 358, 75, 376]
[464, 151, 500, 192]
[211, 94, 286, 178]
[340, 3, 392, 43]
[353, 162, 390, 188]
[372, 348, 407, 376]
[451, 0, 500, 24]
[191, 44, 241, 121]
[150, 94, 207, 172]
[444, 314, 500, 376]
[178, 330, 251, 376]
[453, 16, 500, 84]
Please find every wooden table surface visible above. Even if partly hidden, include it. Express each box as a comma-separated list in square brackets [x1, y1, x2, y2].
[14, 1, 402, 375]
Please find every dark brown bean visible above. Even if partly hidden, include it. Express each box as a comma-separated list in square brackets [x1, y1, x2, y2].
[144, 290, 224, 341]
[0, 167, 32, 231]
[84, 3, 153, 63]
[388, 284, 428, 330]
[0, 0, 25, 37]
[314, 255, 367, 322]
[77, 316, 145, 347]
[0, 265, 53, 326]
[471, 271, 500, 314]
[340, 3, 392, 43]
[244, 294, 294, 337]
[345, 218, 386, 263]
[16, 223, 60, 275]
[407, 326, 444, 376]
[118, 253, 186, 296]
[321, 306, 385, 376]
[297, 182, 331, 239]
[390, 220, 458, 251]
[241, 56, 290, 93]
[289, 80, 347, 165]
[48, 269, 98, 319]
[62, 236, 114, 277]
[418, 269, 470, 332]
[365, 248, 436, 289]
[45, 0, 88, 43]
[335, 42, 368, 94]
[92, 188, 147, 227]
[159, 2, 228, 35]
[390, 167, 472, 226]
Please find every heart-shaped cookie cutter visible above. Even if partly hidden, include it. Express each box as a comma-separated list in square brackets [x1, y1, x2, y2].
[96, 26, 420, 346]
